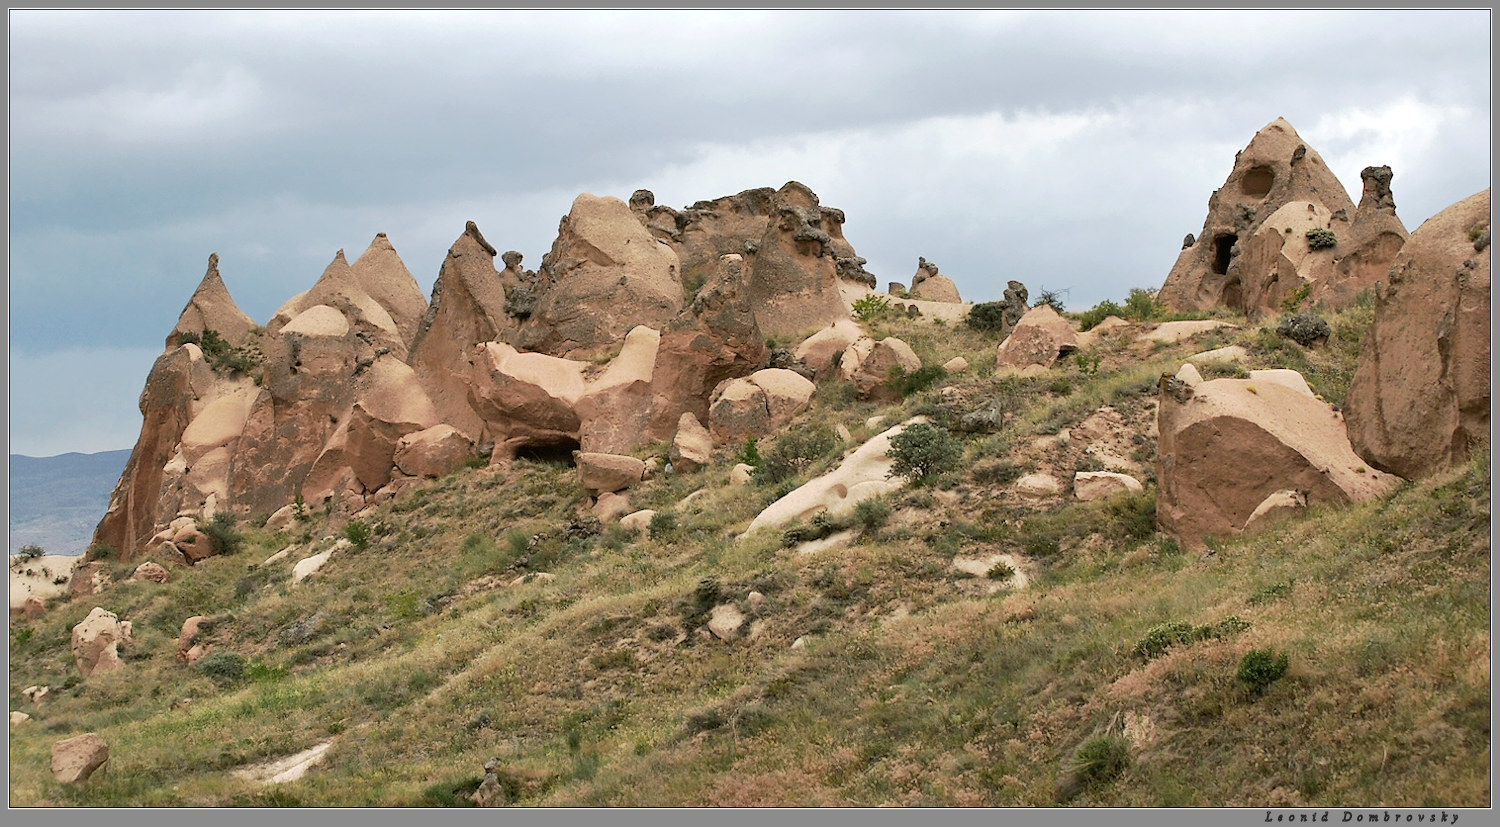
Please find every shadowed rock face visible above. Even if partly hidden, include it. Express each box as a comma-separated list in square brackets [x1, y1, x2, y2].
[1160, 118, 1400, 317]
[1345, 189, 1491, 480]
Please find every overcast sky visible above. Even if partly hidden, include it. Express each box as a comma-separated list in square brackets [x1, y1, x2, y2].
[6, 9, 1491, 458]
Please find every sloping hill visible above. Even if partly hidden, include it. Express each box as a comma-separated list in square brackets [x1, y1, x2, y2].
[6, 304, 1489, 807]
[8, 450, 130, 556]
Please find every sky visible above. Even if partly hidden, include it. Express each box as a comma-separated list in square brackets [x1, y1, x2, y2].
[6, 9, 1492, 458]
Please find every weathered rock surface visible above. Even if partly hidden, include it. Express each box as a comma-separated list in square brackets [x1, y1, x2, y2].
[1241, 488, 1309, 536]
[520, 193, 682, 359]
[1157, 363, 1399, 544]
[408, 222, 513, 442]
[743, 182, 854, 339]
[794, 319, 863, 379]
[708, 369, 816, 442]
[130, 562, 171, 584]
[72, 607, 128, 679]
[1073, 471, 1144, 501]
[166, 253, 258, 350]
[670, 412, 713, 473]
[348, 233, 430, 349]
[393, 424, 473, 479]
[576, 453, 646, 495]
[178, 615, 209, 664]
[995, 306, 1079, 374]
[1345, 189, 1490, 480]
[745, 418, 922, 534]
[908, 258, 963, 303]
[51, 733, 109, 784]
[1160, 118, 1362, 314]
[850, 338, 923, 401]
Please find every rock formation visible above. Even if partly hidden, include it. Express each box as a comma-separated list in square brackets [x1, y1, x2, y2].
[739, 182, 860, 339]
[51, 733, 109, 784]
[1159, 118, 1398, 316]
[908, 257, 963, 303]
[1344, 189, 1491, 479]
[707, 369, 816, 443]
[994, 306, 1079, 374]
[72, 607, 129, 679]
[348, 233, 431, 350]
[166, 254, 258, 349]
[1156, 362, 1399, 544]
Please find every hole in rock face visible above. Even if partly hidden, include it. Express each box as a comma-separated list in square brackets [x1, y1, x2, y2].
[513, 439, 580, 466]
[1241, 165, 1274, 197]
[1212, 234, 1238, 275]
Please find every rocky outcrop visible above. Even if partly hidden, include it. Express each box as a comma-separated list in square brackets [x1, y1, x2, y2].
[393, 425, 473, 479]
[576, 453, 646, 495]
[1156, 362, 1399, 544]
[52, 733, 109, 784]
[995, 306, 1079, 374]
[1073, 471, 1143, 501]
[848, 337, 923, 400]
[348, 233, 430, 350]
[1159, 118, 1366, 315]
[166, 254, 258, 350]
[707, 369, 816, 443]
[793, 319, 863, 379]
[408, 222, 513, 442]
[520, 193, 682, 359]
[744, 418, 922, 534]
[72, 607, 129, 679]
[743, 182, 855, 339]
[268, 250, 407, 359]
[908, 257, 963, 303]
[1345, 189, 1490, 480]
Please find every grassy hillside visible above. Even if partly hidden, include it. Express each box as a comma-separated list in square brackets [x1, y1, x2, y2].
[8, 300, 1489, 807]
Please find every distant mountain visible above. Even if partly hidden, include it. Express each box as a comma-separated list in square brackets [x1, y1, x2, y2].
[9, 449, 130, 556]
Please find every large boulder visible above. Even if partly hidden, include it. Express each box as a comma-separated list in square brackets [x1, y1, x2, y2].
[849, 337, 923, 400]
[669, 412, 713, 473]
[1156, 363, 1399, 545]
[1159, 118, 1360, 314]
[908, 258, 963, 303]
[744, 418, 922, 534]
[576, 453, 646, 495]
[1345, 189, 1490, 479]
[393, 424, 474, 479]
[519, 193, 682, 359]
[793, 319, 863, 379]
[707, 368, 816, 442]
[72, 607, 128, 679]
[995, 306, 1079, 374]
[51, 733, 109, 785]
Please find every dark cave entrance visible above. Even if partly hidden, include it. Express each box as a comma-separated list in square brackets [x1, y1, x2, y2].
[513, 439, 581, 467]
[1212, 234, 1237, 275]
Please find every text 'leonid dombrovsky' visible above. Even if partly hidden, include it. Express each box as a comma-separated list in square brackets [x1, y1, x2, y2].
[1265, 812, 1461, 824]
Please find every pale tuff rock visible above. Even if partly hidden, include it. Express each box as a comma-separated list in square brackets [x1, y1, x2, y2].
[130, 562, 171, 584]
[745, 418, 926, 535]
[708, 368, 816, 443]
[744, 182, 855, 340]
[1345, 189, 1490, 480]
[51, 733, 110, 784]
[995, 306, 1079, 374]
[708, 604, 747, 640]
[393, 424, 474, 479]
[1015, 472, 1062, 499]
[729, 464, 755, 486]
[1242, 488, 1309, 536]
[1157, 367, 1400, 545]
[592, 492, 634, 522]
[794, 319, 864, 379]
[348, 233, 430, 350]
[166, 253, 258, 350]
[72, 607, 128, 679]
[1159, 118, 1402, 317]
[619, 509, 656, 536]
[178, 615, 209, 664]
[942, 356, 970, 373]
[576, 453, 647, 495]
[1073, 471, 1144, 501]
[850, 338, 923, 401]
[670, 412, 714, 473]
[908, 258, 963, 303]
[1142, 319, 1236, 345]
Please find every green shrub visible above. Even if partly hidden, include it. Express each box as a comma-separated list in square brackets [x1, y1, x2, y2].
[887, 423, 964, 484]
[736, 438, 762, 469]
[966, 302, 1009, 334]
[754, 426, 840, 485]
[17, 544, 46, 561]
[197, 651, 248, 686]
[344, 520, 373, 551]
[1238, 647, 1290, 695]
[853, 498, 892, 532]
[886, 364, 947, 397]
[1077, 300, 1124, 332]
[1122, 287, 1161, 321]
[201, 512, 244, 555]
[852, 293, 895, 322]
[648, 511, 679, 541]
[180, 329, 260, 376]
[1305, 228, 1338, 250]
[986, 561, 1016, 581]
[1034, 287, 1067, 313]
[1133, 616, 1251, 659]
[1068, 734, 1130, 790]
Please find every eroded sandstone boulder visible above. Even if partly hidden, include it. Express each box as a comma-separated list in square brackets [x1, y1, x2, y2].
[670, 412, 713, 473]
[707, 369, 816, 442]
[576, 453, 646, 495]
[743, 182, 854, 340]
[850, 337, 923, 400]
[393, 424, 474, 479]
[1157, 363, 1399, 544]
[72, 607, 128, 679]
[909, 257, 963, 303]
[1345, 189, 1490, 479]
[51, 733, 109, 785]
[995, 306, 1079, 374]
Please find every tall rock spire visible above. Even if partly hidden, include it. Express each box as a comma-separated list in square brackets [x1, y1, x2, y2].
[166, 253, 258, 350]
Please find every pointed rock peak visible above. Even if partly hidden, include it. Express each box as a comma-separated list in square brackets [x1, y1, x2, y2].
[169, 252, 257, 349]
[464, 221, 498, 256]
[314, 249, 355, 286]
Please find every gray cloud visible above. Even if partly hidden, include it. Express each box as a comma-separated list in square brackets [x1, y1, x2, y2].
[7, 9, 1491, 455]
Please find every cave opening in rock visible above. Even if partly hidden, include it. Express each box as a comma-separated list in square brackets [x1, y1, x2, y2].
[514, 439, 580, 467]
[1212, 234, 1237, 275]
[1241, 166, 1274, 197]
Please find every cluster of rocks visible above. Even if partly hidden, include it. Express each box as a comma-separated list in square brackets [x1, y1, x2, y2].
[92, 182, 895, 562]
